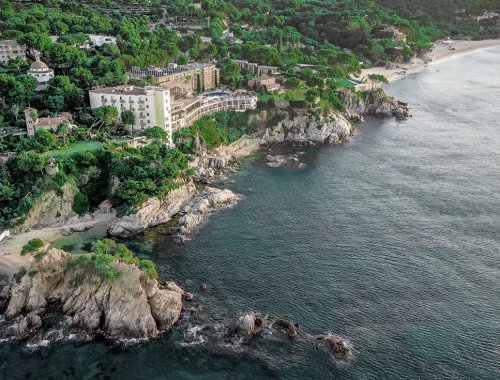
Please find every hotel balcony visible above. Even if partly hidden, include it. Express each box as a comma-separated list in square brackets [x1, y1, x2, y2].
[111, 99, 117, 103]
[120, 99, 126, 103]
[138, 105, 146, 110]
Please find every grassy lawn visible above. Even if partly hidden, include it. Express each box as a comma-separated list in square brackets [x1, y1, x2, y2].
[257, 89, 306, 101]
[48, 141, 102, 157]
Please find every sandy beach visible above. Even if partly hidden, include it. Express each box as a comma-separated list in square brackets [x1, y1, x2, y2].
[0, 218, 115, 276]
[0, 228, 63, 276]
[361, 39, 500, 83]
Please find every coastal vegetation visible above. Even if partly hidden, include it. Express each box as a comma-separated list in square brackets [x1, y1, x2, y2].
[0, 0, 495, 229]
[20, 238, 44, 256]
[174, 110, 259, 153]
[66, 239, 158, 281]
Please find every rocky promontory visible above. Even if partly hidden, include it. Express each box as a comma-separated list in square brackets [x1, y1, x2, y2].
[339, 88, 412, 122]
[178, 187, 240, 235]
[260, 109, 354, 146]
[108, 178, 196, 237]
[0, 248, 183, 341]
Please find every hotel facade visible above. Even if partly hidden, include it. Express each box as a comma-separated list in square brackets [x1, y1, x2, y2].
[89, 85, 257, 143]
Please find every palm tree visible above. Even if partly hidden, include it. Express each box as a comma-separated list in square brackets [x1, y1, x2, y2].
[58, 123, 69, 146]
[10, 105, 20, 121]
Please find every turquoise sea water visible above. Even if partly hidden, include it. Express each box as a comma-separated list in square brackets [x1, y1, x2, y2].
[2, 47, 500, 379]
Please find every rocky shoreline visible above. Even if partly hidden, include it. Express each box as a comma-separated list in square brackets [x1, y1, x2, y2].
[0, 249, 183, 342]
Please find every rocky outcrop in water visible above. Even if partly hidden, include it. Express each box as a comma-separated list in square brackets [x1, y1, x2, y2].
[340, 88, 412, 122]
[316, 334, 354, 361]
[0, 249, 183, 341]
[177, 187, 240, 235]
[108, 178, 196, 237]
[230, 312, 267, 341]
[273, 319, 300, 338]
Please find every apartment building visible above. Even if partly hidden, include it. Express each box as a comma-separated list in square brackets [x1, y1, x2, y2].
[232, 60, 279, 76]
[126, 63, 219, 93]
[89, 85, 173, 142]
[0, 40, 26, 63]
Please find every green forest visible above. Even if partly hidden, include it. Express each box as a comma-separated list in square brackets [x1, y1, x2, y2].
[0, 0, 498, 228]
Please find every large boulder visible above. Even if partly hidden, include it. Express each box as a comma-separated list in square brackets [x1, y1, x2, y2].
[234, 312, 266, 339]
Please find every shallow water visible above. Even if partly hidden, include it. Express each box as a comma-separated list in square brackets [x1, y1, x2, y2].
[2, 47, 500, 379]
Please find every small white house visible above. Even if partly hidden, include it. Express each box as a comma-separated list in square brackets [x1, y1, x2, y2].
[0, 228, 10, 242]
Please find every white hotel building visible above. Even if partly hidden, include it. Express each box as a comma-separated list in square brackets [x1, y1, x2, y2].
[89, 85, 257, 143]
[89, 85, 173, 142]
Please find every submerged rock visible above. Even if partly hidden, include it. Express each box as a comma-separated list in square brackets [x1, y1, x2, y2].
[316, 334, 354, 361]
[272, 319, 300, 338]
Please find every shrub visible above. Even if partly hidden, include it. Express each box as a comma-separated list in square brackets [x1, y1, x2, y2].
[66, 254, 90, 271]
[14, 266, 27, 281]
[28, 270, 39, 277]
[141, 126, 168, 140]
[73, 192, 89, 215]
[34, 250, 48, 260]
[139, 259, 158, 280]
[20, 238, 44, 256]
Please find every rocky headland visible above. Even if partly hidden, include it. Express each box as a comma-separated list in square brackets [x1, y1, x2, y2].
[0, 248, 184, 342]
[257, 88, 410, 147]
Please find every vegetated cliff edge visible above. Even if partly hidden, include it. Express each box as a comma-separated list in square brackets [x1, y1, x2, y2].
[0, 248, 183, 341]
[258, 88, 410, 146]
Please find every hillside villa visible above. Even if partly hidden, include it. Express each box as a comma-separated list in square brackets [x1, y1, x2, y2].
[24, 108, 73, 138]
[232, 60, 279, 76]
[247, 75, 280, 92]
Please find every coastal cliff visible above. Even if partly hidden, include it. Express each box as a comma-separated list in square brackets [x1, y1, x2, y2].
[108, 177, 240, 238]
[14, 183, 79, 233]
[260, 110, 354, 146]
[339, 88, 412, 122]
[108, 178, 197, 237]
[0, 248, 183, 341]
[258, 88, 410, 146]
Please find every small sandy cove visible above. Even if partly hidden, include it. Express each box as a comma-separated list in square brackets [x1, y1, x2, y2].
[361, 39, 500, 83]
[0, 228, 63, 276]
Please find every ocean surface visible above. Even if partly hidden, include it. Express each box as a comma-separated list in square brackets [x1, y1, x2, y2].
[2, 47, 500, 379]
